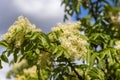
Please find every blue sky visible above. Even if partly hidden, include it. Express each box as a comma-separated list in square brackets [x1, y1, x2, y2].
[0, 0, 67, 80]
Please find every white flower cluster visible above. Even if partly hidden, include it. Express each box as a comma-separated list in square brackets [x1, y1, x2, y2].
[15, 75, 25, 80]
[51, 22, 88, 59]
[23, 66, 37, 78]
[110, 11, 120, 32]
[12, 59, 27, 73]
[114, 41, 120, 50]
[110, 12, 120, 24]
[15, 66, 37, 80]
[3, 16, 41, 48]
[52, 22, 80, 35]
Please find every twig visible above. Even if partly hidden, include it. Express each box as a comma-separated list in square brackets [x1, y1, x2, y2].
[67, 59, 83, 80]
[37, 64, 41, 80]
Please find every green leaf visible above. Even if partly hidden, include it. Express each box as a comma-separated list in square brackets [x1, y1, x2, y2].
[25, 42, 34, 51]
[55, 47, 64, 58]
[64, 14, 68, 22]
[0, 40, 8, 47]
[63, 51, 70, 58]
[106, 49, 112, 59]
[19, 52, 27, 62]
[100, 34, 110, 43]
[52, 46, 58, 54]
[90, 33, 98, 40]
[56, 50, 63, 58]
[79, 34, 88, 40]
[88, 67, 105, 80]
[48, 32, 58, 43]
[79, 64, 89, 69]
[30, 32, 39, 40]
[6, 49, 12, 57]
[86, 50, 91, 64]
[39, 32, 50, 48]
[14, 53, 17, 63]
[0, 60, 2, 69]
[110, 48, 118, 62]
[116, 69, 120, 79]
[13, 49, 19, 62]
[35, 48, 40, 54]
[1, 51, 9, 63]
[99, 50, 107, 59]
[109, 40, 114, 47]
[90, 52, 98, 68]
[97, 57, 105, 69]
[76, 3, 80, 13]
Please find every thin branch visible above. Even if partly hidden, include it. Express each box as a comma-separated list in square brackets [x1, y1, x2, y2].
[36, 64, 41, 80]
[67, 59, 83, 80]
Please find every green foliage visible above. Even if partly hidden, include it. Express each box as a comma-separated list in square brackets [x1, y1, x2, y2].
[0, 0, 120, 80]
[88, 67, 105, 80]
[0, 40, 8, 48]
[0, 58, 3, 69]
[61, 0, 120, 80]
[1, 51, 8, 63]
[62, 0, 120, 21]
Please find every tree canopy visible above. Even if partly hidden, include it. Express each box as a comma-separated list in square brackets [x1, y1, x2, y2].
[0, 0, 120, 80]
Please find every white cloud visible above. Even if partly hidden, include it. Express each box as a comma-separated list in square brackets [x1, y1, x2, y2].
[13, 0, 64, 19]
[0, 0, 67, 33]
[13, 0, 43, 13]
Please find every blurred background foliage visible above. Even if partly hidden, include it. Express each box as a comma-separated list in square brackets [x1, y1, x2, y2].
[62, 0, 120, 37]
[62, 0, 120, 80]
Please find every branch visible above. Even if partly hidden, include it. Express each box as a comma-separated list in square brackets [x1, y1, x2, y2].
[41, 48, 83, 79]
[36, 64, 41, 80]
[67, 59, 83, 80]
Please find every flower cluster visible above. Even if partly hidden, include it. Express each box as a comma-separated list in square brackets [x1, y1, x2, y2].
[110, 11, 120, 33]
[3, 16, 41, 48]
[52, 22, 80, 35]
[9, 58, 37, 80]
[114, 40, 120, 50]
[23, 66, 37, 78]
[12, 59, 27, 73]
[51, 22, 88, 59]
[110, 12, 120, 25]
[15, 75, 25, 80]
[15, 66, 37, 80]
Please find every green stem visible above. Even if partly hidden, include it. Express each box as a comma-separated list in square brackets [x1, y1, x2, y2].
[37, 65, 41, 80]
